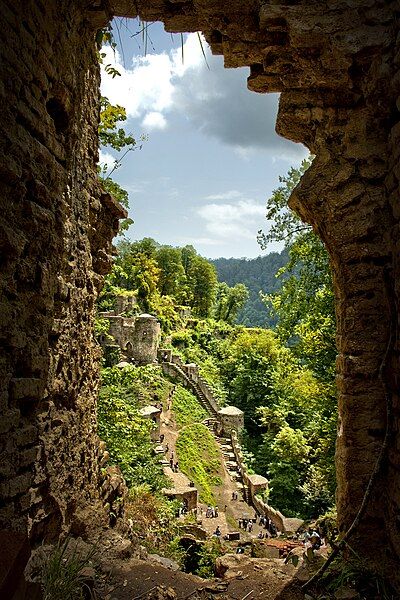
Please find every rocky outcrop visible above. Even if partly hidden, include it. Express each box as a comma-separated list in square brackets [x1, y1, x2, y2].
[0, 0, 126, 542]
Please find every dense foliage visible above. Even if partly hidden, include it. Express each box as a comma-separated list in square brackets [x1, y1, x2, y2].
[172, 386, 208, 428]
[167, 318, 335, 517]
[258, 157, 336, 383]
[211, 252, 288, 328]
[98, 365, 172, 490]
[98, 238, 249, 332]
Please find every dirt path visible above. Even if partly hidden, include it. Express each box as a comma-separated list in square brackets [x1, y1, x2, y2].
[159, 403, 272, 544]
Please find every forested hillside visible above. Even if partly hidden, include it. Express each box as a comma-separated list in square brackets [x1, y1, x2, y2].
[211, 251, 288, 327]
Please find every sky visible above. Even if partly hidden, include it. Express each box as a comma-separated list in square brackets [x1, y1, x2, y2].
[100, 19, 308, 259]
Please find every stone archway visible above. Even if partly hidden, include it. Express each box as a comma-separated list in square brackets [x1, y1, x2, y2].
[0, 0, 399, 588]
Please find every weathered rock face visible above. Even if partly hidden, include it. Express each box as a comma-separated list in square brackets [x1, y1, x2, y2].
[0, 0, 125, 541]
[1, 0, 399, 588]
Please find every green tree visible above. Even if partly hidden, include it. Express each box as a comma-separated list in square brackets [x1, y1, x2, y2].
[219, 328, 281, 428]
[129, 253, 160, 312]
[254, 156, 337, 515]
[258, 157, 336, 383]
[186, 255, 218, 317]
[155, 246, 186, 297]
[213, 282, 249, 324]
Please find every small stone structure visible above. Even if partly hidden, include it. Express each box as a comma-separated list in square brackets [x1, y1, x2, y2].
[218, 406, 244, 436]
[115, 294, 137, 315]
[139, 405, 161, 442]
[162, 469, 198, 511]
[99, 310, 161, 365]
[247, 474, 269, 498]
[133, 314, 161, 365]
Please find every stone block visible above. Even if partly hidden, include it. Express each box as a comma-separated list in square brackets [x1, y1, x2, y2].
[9, 378, 42, 401]
[2, 472, 33, 499]
[19, 446, 39, 468]
[0, 410, 20, 434]
[15, 425, 38, 447]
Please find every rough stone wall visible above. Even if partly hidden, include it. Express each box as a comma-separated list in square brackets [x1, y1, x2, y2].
[106, 0, 400, 582]
[218, 410, 244, 435]
[0, 0, 124, 541]
[131, 315, 161, 364]
[230, 431, 288, 533]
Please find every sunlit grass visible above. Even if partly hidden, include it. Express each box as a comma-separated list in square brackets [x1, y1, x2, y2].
[175, 423, 222, 505]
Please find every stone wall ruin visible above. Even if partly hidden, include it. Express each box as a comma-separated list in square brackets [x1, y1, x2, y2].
[0, 0, 399, 589]
[0, 0, 126, 542]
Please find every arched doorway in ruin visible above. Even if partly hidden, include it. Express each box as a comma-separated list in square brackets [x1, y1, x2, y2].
[0, 0, 399, 589]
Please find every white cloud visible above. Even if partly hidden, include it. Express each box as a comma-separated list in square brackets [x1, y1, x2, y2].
[142, 111, 167, 130]
[197, 199, 265, 240]
[177, 236, 221, 246]
[100, 35, 203, 129]
[101, 47, 175, 119]
[98, 149, 115, 168]
[204, 190, 242, 201]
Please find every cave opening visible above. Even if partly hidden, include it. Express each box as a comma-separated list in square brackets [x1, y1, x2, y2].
[0, 0, 399, 595]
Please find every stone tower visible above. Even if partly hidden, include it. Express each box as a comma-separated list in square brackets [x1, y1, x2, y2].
[130, 314, 161, 365]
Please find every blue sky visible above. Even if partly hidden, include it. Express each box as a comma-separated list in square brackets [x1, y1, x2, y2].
[100, 19, 308, 259]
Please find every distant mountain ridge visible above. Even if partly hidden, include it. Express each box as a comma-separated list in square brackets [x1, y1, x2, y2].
[210, 251, 288, 328]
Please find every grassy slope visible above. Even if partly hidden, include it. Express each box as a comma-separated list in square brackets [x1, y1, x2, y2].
[172, 385, 208, 428]
[172, 380, 223, 505]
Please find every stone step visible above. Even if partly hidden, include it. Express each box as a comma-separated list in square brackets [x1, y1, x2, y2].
[226, 461, 237, 469]
[224, 452, 236, 460]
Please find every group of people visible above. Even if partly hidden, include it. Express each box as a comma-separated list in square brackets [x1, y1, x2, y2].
[258, 515, 278, 536]
[169, 453, 179, 472]
[205, 505, 219, 518]
[236, 512, 278, 538]
[302, 527, 323, 550]
[238, 517, 253, 532]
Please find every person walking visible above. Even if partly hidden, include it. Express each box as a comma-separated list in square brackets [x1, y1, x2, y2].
[214, 526, 221, 537]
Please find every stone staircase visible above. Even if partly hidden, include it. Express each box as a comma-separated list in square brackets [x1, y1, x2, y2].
[161, 359, 219, 418]
[160, 351, 302, 533]
[203, 420, 249, 503]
